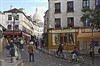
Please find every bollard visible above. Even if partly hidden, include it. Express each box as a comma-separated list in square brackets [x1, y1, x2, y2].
[11, 57, 16, 63]
[0, 60, 4, 66]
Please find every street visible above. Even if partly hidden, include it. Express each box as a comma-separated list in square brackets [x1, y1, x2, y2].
[21, 45, 72, 66]
[20, 45, 100, 66]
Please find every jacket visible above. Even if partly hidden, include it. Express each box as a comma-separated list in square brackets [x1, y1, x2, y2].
[28, 44, 34, 53]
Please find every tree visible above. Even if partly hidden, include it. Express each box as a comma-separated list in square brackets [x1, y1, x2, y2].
[80, 8, 100, 28]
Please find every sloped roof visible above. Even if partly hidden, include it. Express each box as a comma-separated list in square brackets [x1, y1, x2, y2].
[3, 8, 23, 13]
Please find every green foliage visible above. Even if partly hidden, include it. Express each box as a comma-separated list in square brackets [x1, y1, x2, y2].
[80, 8, 100, 27]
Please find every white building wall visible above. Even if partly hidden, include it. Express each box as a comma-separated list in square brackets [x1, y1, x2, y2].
[0, 13, 6, 28]
[48, 0, 95, 28]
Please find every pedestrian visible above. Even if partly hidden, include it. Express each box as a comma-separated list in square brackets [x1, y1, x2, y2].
[20, 40, 24, 51]
[27, 41, 38, 62]
[9, 40, 16, 62]
[56, 43, 64, 57]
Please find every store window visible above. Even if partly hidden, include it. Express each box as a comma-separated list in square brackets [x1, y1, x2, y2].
[67, 1, 74, 12]
[67, 33, 75, 45]
[52, 34, 60, 45]
[55, 2, 61, 13]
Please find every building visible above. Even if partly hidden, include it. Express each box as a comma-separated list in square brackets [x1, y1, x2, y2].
[0, 11, 6, 52]
[46, 0, 100, 54]
[43, 10, 49, 46]
[32, 8, 44, 39]
[3, 8, 34, 41]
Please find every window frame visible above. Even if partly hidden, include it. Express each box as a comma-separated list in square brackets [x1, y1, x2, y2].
[67, 17, 74, 27]
[82, 0, 90, 9]
[55, 18, 61, 28]
[55, 2, 61, 13]
[8, 15, 12, 20]
[67, 1, 74, 12]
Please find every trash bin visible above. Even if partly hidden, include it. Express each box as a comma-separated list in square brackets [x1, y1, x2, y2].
[0, 60, 4, 66]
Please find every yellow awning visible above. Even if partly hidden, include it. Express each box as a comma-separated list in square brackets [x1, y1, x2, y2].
[77, 32, 100, 41]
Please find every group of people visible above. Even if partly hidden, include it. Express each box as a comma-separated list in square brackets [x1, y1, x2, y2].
[56, 43, 80, 60]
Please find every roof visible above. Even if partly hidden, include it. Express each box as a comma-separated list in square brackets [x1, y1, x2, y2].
[33, 8, 43, 22]
[3, 8, 33, 22]
[3, 8, 23, 13]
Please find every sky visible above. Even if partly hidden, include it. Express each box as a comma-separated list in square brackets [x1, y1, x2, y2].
[0, 0, 48, 17]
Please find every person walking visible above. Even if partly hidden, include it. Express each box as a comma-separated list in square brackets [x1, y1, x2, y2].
[28, 41, 38, 62]
[20, 39, 24, 51]
[56, 43, 64, 57]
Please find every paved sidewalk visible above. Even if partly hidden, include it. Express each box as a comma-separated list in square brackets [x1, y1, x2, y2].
[39, 47, 100, 66]
[0, 49, 23, 66]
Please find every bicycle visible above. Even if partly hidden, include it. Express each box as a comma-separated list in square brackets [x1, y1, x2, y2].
[54, 50, 65, 59]
[69, 53, 84, 64]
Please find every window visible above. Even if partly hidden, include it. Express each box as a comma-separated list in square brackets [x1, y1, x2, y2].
[67, 17, 74, 27]
[83, 19, 91, 27]
[52, 34, 60, 45]
[55, 2, 61, 13]
[96, 0, 100, 8]
[8, 15, 12, 20]
[15, 25, 19, 30]
[82, 0, 90, 9]
[55, 18, 61, 28]
[67, 33, 75, 45]
[15, 15, 19, 20]
[7, 25, 12, 29]
[67, 1, 74, 12]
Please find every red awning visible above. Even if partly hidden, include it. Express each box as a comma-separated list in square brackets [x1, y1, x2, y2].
[3, 31, 21, 35]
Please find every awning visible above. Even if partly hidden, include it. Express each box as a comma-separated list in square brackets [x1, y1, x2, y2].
[77, 32, 100, 41]
[3, 31, 21, 35]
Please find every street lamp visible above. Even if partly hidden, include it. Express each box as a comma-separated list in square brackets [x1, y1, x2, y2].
[91, 24, 95, 64]
[12, 11, 17, 42]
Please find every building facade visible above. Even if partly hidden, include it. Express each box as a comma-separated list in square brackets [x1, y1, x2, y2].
[46, 0, 99, 54]
[44, 10, 49, 46]
[0, 12, 6, 52]
[3, 8, 34, 41]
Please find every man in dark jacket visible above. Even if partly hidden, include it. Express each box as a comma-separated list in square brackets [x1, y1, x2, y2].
[56, 43, 64, 56]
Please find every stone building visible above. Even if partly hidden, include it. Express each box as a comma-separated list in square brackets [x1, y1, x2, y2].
[46, 0, 100, 54]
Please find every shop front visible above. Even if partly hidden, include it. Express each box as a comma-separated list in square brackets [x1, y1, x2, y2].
[3, 31, 31, 42]
[48, 28, 79, 52]
[77, 32, 100, 54]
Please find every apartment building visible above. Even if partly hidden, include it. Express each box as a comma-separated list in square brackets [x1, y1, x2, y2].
[3, 8, 34, 41]
[46, 0, 99, 54]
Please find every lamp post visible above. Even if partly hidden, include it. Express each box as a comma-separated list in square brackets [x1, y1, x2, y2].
[91, 24, 95, 64]
[10, 10, 18, 63]
[12, 11, 17, 42]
